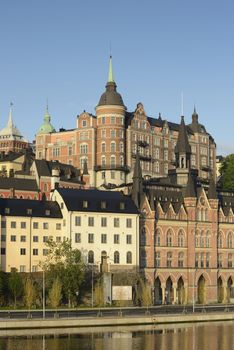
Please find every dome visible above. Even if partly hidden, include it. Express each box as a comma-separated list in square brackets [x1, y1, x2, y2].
[98, 81, 125, 107]
[37, 110, 56, 135]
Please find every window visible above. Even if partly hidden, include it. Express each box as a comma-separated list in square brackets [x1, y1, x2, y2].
[45, 210, 50, 216]
[217, 233, 222, 248]
[56, 236, 61, 243]
[43, 249, 49, 256]
[120, 142, 124, 153]
[110, 156, 116, 167]
[83, 201, 88, 208]
[5, 208, 10, 214]
[75, 216, 81, 226]
[126, 235, 132, 244]
[101, 201, 106, 209]
[126, 251, 132, 264]
[102, 116, 106, 124]
[101, 156, 106, 167]
[228, 232, 233, 248]
[110, 142, 116, 152]
[120, 202, 125, 210]
[33, 222, 38, 229]
[20, 248, 26, 255]
[101, 130, 106, 138]
[20, 265, 26, 272]
[155, 229, 161, 246]
[101, 234, 107, 244]
[11, 235, 16, 242]
[11, 221, 16, 228]
[218, 253, 222, 268]
[228, 254, 233, 268]
[178, 230, 184, 247]
[20, 235, 26, 242]
[195, 253, 199, 268]
[110, 129, 116, 138]
[114, 251, 120, 264]
[75, 233, 81, 243]
[1, 235, 6, 242]
[206, 231, 210, 248]
[43, 236, 48, 243]
[166, 230, 172, 247]
[21, 222, 26, 229]
[88, 217, 94, 226]
[82, 120, 87, 128]
[43, 223, 49, 230]
[1, 221, 6, 228]
[56, 223, 61, 230]
[101, 142, 106, 153]
[80, 144, 88, 154]
[33, 249, 38, 256]
[178, 252, 184, 267]
[101, 217, 107, 227]
[88, 233, 94, 243]
[88, 250, 94, 264]
[68, 146, 73, 156]
[114, 218, 119, 227]
[1, 248, 5, 255]
[33, 236, 38, 242]
[114, 234, 119, 244]
[164, 150, 168, 160]
[167, 252, 172, 267]
[155, 252, 160, 267]
[111, 171, 115, 179]
[206, 253, 210, 268]
[53, 148, 60, 157]
[126, 218, 132, 228]
[32, 266, 38, 272]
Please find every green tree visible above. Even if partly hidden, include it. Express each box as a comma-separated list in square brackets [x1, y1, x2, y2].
[220, 154, 234, 190]
[9, 269, 23, 308]
[137, 278, 152, 307]
[49, 277, 62, 309]
[42, 239, 84, 307]
[24, 278, 36, 311]
[0, 271, 8, 306]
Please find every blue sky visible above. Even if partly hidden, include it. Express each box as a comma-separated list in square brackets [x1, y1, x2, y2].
[0, 0, 233, 154]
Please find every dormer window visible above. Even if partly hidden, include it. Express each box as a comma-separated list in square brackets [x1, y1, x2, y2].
[101, 201, 106, 209]
[120, 202, 125, 210]
[5, 208, 10, 214]
[45, 210, 50, 216]
[27, 209, 32, 215]
[83, 201, 88, 209]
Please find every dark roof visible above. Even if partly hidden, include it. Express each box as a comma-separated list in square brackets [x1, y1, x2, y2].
[175, 116, 191, 154]
[56, 188, 138, 214]
[184, 173, 197, 198]
[0, 177, 38, 191]
[207, 177, 217, 199]
[0, 198, 62, 218]
[34, 160, 81, 180]
[98, 82, 125, 107]
[0, 151, 24, 162]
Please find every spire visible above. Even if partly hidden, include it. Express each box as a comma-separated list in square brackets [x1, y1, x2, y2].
[131, 152, 143, 208]
[208, 175, 217, 199]
[175, 116, 191, 155]
[7, 102, 14, 128]
[108, 55, 114, 83]
[37, 102, 56, 135]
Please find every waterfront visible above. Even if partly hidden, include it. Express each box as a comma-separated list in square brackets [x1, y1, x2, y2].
[0, 321, 233, 350]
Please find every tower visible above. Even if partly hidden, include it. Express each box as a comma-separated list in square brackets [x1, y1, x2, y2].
[95, 56, 127, 187]
[36, 104, 55, 159]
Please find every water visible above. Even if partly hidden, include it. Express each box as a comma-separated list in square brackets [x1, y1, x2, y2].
[0, 321, 234, 349]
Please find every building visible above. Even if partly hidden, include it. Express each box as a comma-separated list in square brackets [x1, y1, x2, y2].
[130, 117, 234, 304]
[35, 57, 216, 188]
[0, 104, 30, 154]
[0, 189, 139, 274]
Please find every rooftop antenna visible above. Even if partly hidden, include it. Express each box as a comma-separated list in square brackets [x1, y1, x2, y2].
[181, 91, 184, 116]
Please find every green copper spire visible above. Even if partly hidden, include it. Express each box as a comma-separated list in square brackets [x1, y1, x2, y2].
[108, 55, 114, 83]
[37, 102, 56, 135]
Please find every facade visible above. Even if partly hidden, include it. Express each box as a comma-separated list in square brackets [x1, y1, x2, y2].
[35, 57, 216, 188]
[130, 117, 234, 305]
[0, 189, 139, 273]
[0, 104, 29, 154]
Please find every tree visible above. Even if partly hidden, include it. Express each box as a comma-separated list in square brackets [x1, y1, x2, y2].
[0, 271, 8, 306]
[24, 278, 36, 311]
[9, 269, 23, 308]
[220, 154, 234, 190]
[49, 277, 62, 309]
[42, 239, 84, 307]
[137, 277, 152, 307]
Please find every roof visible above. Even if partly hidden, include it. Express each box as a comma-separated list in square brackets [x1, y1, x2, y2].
[175, 116, 191, 154]
[0, 177, 38, 191]
[37, 109, 56, 135]
[0, 152, 25, 163]
[0, 198, 62, 218]
[56, 188, 139, 214]
[34, 159, 81, 180]
[0, 106, 28, 142]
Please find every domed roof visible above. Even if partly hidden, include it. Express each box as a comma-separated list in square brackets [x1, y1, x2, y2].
[37, 109, 56, 135]
[0, 104, 28, 142]
[98, 81, 124, 107]
[97, 56, 125, 108]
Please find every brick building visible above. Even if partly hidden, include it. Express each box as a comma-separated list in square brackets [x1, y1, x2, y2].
[35, 57, 216, 188]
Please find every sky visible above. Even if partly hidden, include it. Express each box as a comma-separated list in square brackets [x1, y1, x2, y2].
[0, 0, 233, 155]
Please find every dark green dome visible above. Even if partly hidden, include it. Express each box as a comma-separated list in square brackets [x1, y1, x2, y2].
[98, 81, 124, 107]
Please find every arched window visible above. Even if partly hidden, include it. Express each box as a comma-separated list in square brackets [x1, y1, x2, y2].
[178, 230, 184, 247]
[195, 230, 199, 247]
[110, 142, 116, 153]
[228, 232, 233, 248]
[167, 252, 172, 267]
[126, 251, 132, 264]
[155, 229, 160, 246]
[200, 231, 205, 248]
[206, 231, 210, 248]
[101, 156, 106, 167]
[114, 251, 120, 264]
[217, 232, 222, 248]
[178, 252, 184, 267]
[110, 155, 116, 167]
[155, 161, 159, 173]
[166, 230, 172, 247]
[156, 148, 160, 159]
[228, 253, 233, 268]
[101, 142, 106, 153]
[88, 250, 94, 264]
[119, 142, 124, 153]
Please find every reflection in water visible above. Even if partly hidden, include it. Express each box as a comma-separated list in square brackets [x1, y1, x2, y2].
[0, 322, 234, 350]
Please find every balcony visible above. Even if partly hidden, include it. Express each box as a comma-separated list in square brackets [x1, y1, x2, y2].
[132, 153, 152, 161]
[94, 164, 130, 173]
